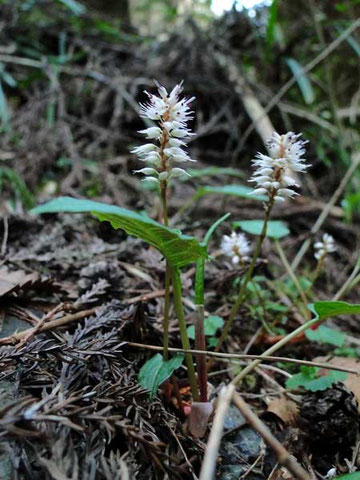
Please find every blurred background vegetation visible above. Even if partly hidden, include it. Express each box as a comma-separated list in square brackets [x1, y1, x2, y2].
[0, 0, 360, 219]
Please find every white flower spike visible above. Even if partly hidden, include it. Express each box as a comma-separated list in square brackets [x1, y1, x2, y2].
[314, 233, 336, 260]
[131, 81, 195, 184]
[221, 232, 251, 265]
[249, 132, 309, 203]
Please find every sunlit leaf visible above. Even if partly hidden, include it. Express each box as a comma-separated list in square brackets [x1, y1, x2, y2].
[138, 353, 184, 399]
[31, 197, 208, 268]
[305, 325, 346, 347]
[286, 365, 347, 391]
[233, 219, 290, 239]
[335, 472, 360, 480]
[309, 301, 360, 322]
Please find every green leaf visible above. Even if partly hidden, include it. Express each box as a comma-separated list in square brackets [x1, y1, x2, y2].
[0, 167, 34, 209]
[31, 197, 207, 268]
[286, 366, 347, 392]
[285, 57, 315, 105]
[0, 81, 9, 128]
[266, 0, 278, 55]
[305, 325, 346, 347]
[264, 302, 288, 313]
[195, 185, 267, 202]
[309, 301, 360, 322]
[203, 213, 231, 247]
[187, 315, 224, 340]
[0, 69, 17, 88]
[185, 167, 244, 180]
[284, 276, 312, 298]
[335, 472, 360, 480]
[233, 220, 290, 239]
[138, 354, 184, 399]
[57, 0, 86, 15]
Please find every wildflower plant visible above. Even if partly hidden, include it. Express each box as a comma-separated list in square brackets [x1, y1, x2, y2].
[132, 82, 195, 199]
[314, 233, 337, 260]
[250, 132, 309, 202]
[221, 232, 251, 265]
[212, 131, 310, 357]
[32, 79, 360, 416]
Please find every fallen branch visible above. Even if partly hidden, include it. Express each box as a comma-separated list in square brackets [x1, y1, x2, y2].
[199, 384, 235, 480]
[0, 308, 97, 345]
[232, 392, 311, 480]
[127, 342, 360, 375]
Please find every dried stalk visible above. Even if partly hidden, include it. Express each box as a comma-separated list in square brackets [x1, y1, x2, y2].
[232, 392, 311, 480]
[199, 384, 235, 480]
[0, 308, 96, 345]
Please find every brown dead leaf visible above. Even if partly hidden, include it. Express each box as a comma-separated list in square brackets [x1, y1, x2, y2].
[0, 267, 60, 298]
[314, 356, 360, 409]
[267, 395, 299, 425]
[187, 401, 213, 438]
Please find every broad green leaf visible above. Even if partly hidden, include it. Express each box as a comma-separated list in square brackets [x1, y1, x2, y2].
[285, 57, 315, 105]
[187, 315, 224, 340]
[286, 365, 347, 392]
[309, 301, 360, 322]
[335, 473, 360, 480]
[138, 353, 184, 399]
[31, 197, 207, 268]
[195, 185, 267, 202]
[233, 220, 290, 239]
[305, 325, 345, 347]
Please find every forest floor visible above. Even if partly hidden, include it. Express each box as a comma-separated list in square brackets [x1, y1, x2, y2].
[1, 4, 360, 479]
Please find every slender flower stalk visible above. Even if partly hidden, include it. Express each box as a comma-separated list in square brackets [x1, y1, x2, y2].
[132, 83, 196, 359]
[210, 132, 309, 363]
[172, 267, 199, 401]
[132, 82, 198, 399]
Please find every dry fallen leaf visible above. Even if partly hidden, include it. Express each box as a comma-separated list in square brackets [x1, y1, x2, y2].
[0, 267, 59, 298]
[267, 395, 299, 425]
[187, 401, 213, 438]
[314, 356, 360, 409]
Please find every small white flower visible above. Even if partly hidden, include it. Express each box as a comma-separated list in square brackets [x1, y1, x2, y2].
[169, 167, 191, 179]
[132, 81, 195, 184]
[131, 143, 158, 156]
[314, 233, 337, 260]
[221, 232, 251, 265]
[138, 127, 162, 139]
[249, 132, 309, 202]
[133, 168, 159, 176]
